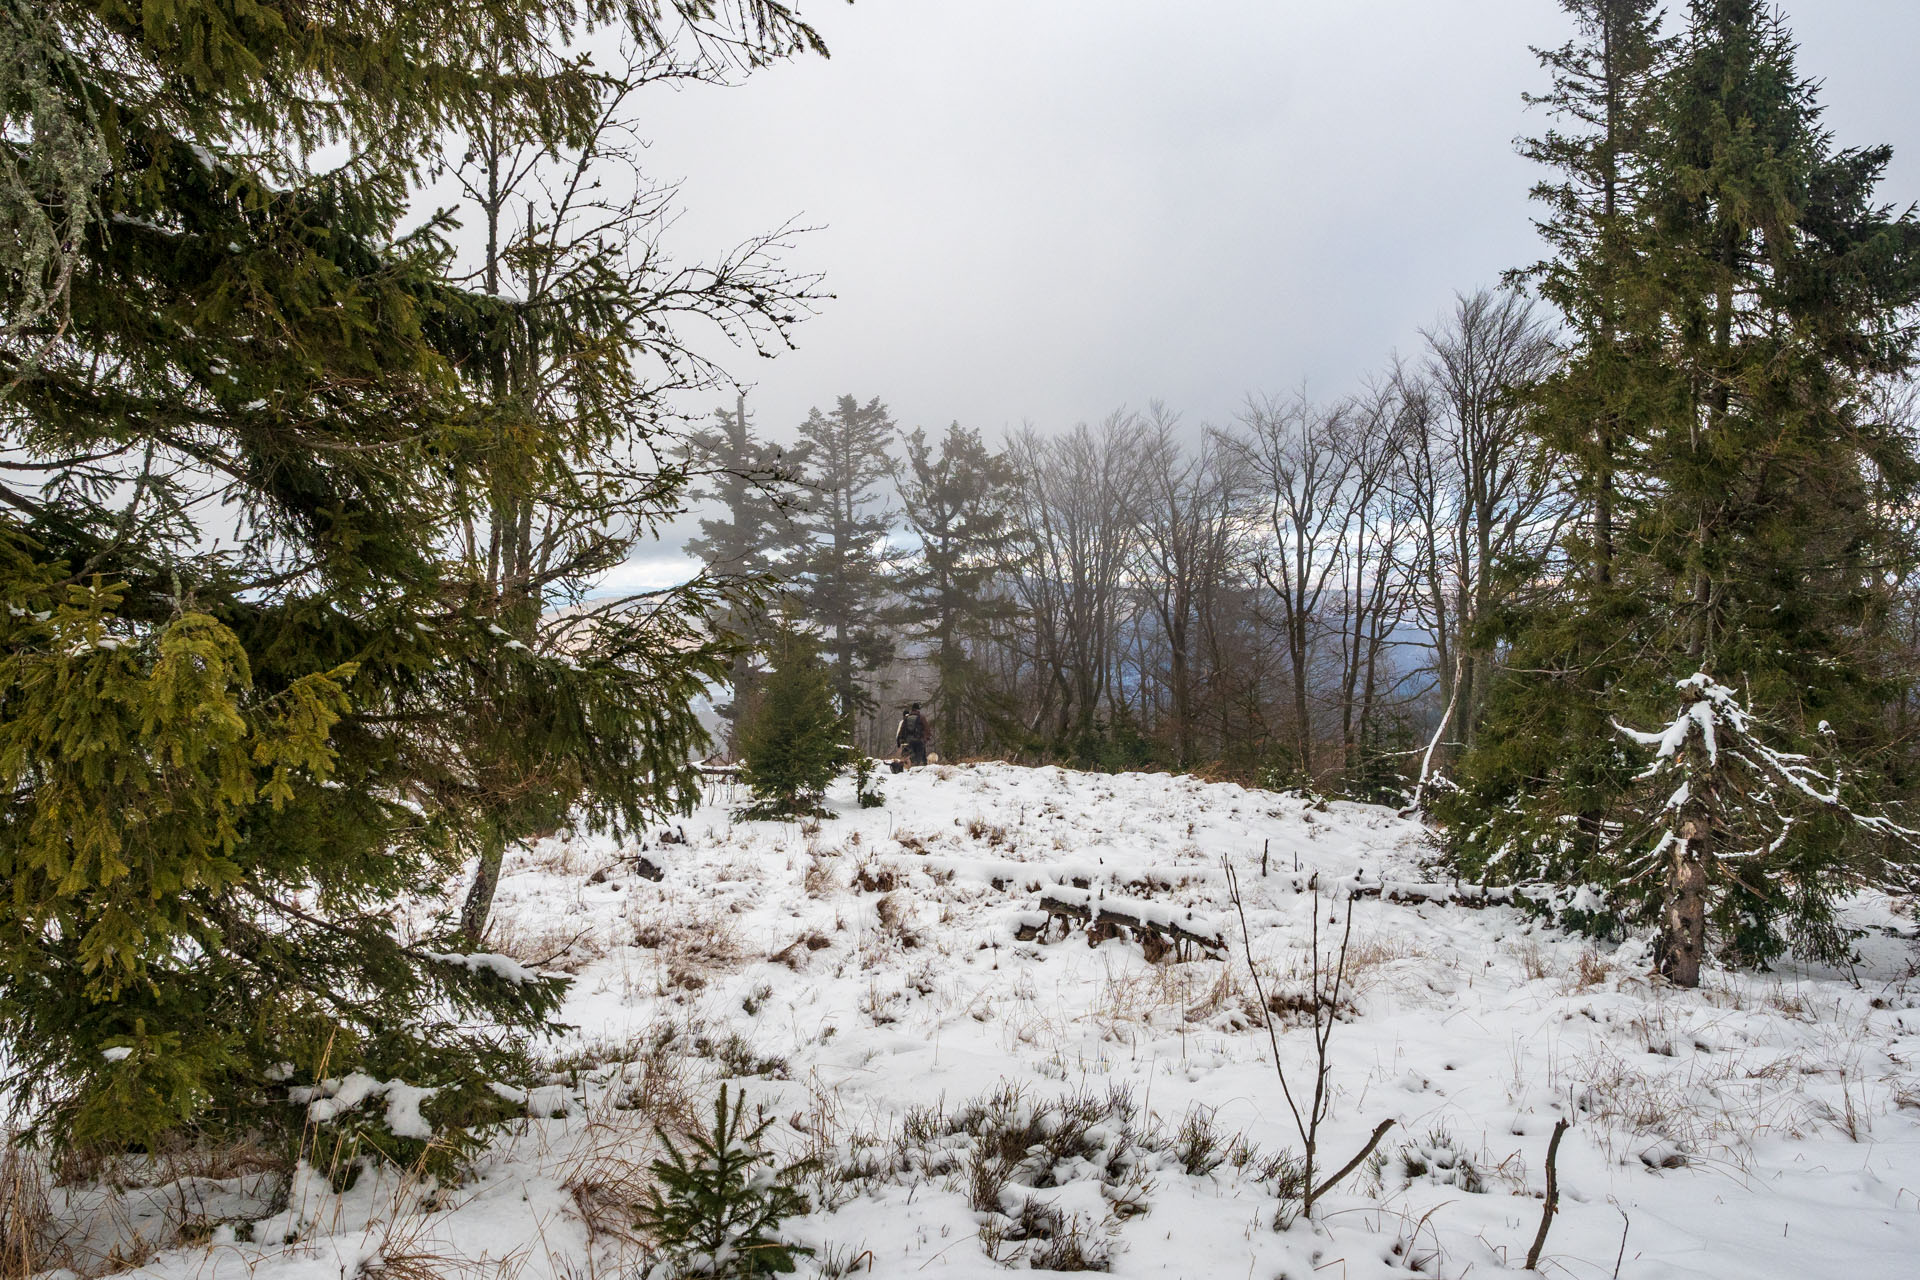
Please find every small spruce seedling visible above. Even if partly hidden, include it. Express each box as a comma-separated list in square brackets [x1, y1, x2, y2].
[636, 1084, 813, 1277]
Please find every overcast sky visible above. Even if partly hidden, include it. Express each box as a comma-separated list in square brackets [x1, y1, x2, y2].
[604, 0, 1920, 590]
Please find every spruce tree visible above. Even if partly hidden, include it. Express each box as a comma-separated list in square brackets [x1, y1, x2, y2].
[1, 1, 822, 1158]
[686, 397, 809, 581]
[892, 422, 1024, 755]
[1450, 0, 1920, 981]
[636, 1085, 813, 1276]
[791, 395, 899, 717]
[1442, 0, 1672, 885]
[443, 52, 821, 943]
[684, 395, 810, 749]
[1519, 0, 1671, 588]
[737, 631, 850, 820]
[1614, 675, 1918, 987]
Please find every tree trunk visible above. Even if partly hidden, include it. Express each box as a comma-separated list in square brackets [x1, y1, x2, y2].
[460, 823, 509, 947]
[1661, 809, 1709, 988]
[1289, 614, 1313, 778]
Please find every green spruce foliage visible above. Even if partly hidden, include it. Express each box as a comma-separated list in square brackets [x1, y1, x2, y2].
[791, 396, 899, 716]
[892, 423, 1025, 757]
[1614, 675, 1920, 986]
[1447, 0, 1920, 980]
[1441, 0, 1678, 896]
[684, 396, 811, 752]
[738, 634, 850, 819]
[1, 1, 821, 1158]
[636, 1085, 813, 1278]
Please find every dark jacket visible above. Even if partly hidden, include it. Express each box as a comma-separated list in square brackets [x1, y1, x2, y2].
[896, 711, 927, 745]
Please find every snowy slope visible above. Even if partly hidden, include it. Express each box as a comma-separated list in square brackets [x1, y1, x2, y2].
[49, 763, 1920, 1280]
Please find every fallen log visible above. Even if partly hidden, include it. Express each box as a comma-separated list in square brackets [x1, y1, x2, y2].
[1016, 886, 1227, 962]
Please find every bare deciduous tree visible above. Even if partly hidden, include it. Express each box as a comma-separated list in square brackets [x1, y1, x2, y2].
[1135, 407, 1246, 768]
[1007, 413, 1154, 755]
[1406, 289, 1562, 796]
[1230, 392, 1361, 779]
[1329, 376, 1422, 779]
[447, 46, 820, 940]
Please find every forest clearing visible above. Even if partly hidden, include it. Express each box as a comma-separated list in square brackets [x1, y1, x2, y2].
[15, 764, 1915, 1279]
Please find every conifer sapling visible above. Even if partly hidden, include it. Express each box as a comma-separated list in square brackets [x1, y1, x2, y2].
[635, 1084, 813, 1278]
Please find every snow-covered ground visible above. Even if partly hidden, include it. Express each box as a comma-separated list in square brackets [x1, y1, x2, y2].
[34, 763, 1920, 1279]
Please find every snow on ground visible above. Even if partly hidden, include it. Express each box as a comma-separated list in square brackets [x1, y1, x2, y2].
[42, 763, 1920, 1279]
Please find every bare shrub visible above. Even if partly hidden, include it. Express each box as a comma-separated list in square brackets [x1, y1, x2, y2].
[1225, 863, 1394, 1221]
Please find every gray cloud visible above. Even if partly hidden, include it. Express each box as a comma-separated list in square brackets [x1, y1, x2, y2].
[619, 0, 1920, 582]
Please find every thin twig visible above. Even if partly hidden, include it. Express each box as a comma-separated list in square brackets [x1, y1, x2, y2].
[1310, 1118, 1395, 1204]
[1224, 859, 1308, 1146]
[1524, 1118, 1570, 1271]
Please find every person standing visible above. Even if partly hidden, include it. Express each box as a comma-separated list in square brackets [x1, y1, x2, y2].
[896, 703, 930, 767]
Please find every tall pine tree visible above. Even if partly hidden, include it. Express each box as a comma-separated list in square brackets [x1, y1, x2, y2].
[684, 394, 809, 750]
[1442, 0, 1672, 886]
[1, 1, 822, 1157]
[791, 394, 899, 718]
[892, 422, 1024, 756]
[1450, 0, 1920, 982]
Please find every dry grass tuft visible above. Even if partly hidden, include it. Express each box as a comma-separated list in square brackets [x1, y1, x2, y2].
[1562, 1037, 1823, 1167]
[1567, 947, 1614, 992]
[549, 1029, 711, 1257]
[487, 916, 607, 975]
[803, 850, 839, 897]
[1764, 985, 1813, 1019]
[558, 1112, 670, 1255]
[0, 1141, 54, 1280]
[850, 858, 900, 894]
[769, 930, 833, 969]
[1510, 938, 1553, 982]
[1338, 932, 1424, 996]
[964, 817, 1010, 847]
[629, 904, 745, 994]
[508, 835, 594, 878]
[1088, 961, 1249, 1037]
